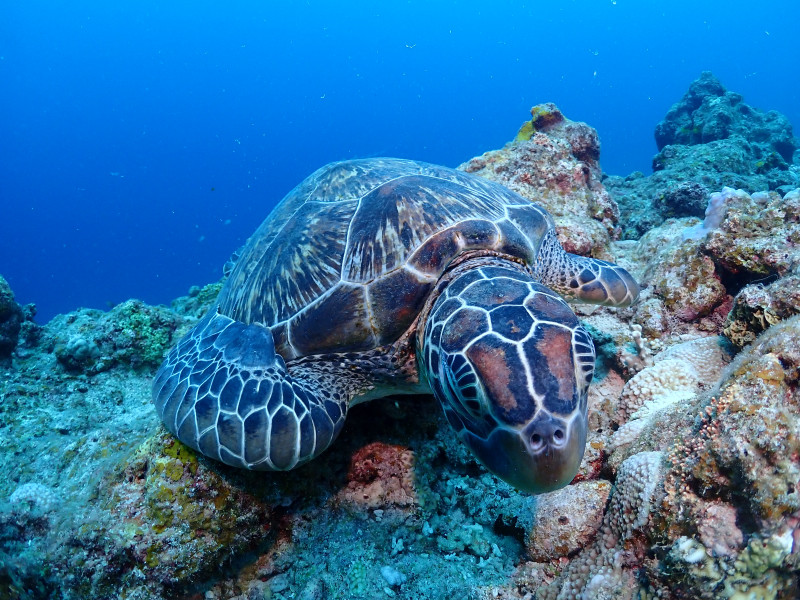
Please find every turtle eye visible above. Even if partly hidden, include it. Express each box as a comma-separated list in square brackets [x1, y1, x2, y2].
[440, 353, 484, 419]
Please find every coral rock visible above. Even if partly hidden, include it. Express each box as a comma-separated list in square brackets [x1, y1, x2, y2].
[461, 104, 620, 258]
[606, 72, 800, 239]
[724, 272, 800, 348]
[51, 299, 187, 374]
[655, 71, 797, 161]
[704, 188, 800, 279]
[635, 220, 729, 322]
[538, 452, 664, 600]
[525, 479, 611, 562]
[0, 274, 26, 359]
[338, 441, 417, 511]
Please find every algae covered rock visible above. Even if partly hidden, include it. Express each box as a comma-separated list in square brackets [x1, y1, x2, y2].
[51, 299, 188, 374]
[540, 313, 800, 598]
[654, 316, 800, 598]
[624, 187, 799, 339]
[655, 71, 797, 161]
[631, 219, 729, 324]
[703, 188, 800, 278]
[460, 103, 621, 258]
[724, 273, 800, 348]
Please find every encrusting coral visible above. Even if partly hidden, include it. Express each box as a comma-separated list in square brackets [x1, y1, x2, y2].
[2, 84, 800, 599]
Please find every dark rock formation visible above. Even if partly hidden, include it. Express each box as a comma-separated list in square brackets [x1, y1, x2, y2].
[655, 71, 797, 162]
[0, 275, 35, 360]
[606, 72, 800, 239]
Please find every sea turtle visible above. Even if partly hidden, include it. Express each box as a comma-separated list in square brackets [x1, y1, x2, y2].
[153, 158, 639, 493]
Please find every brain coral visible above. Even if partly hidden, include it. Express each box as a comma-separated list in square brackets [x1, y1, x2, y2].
[612, 337, 733, 452]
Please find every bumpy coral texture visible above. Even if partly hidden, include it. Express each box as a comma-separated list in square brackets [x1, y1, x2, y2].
[337, 441, 418, 510]
[52, 299, 185, 374]
[8, 483, 59, 516]
[538, 452, 664, 600]
[615, 336, 732, 427]
[724, 272, 800, 348]
[459, 103, 621, 258]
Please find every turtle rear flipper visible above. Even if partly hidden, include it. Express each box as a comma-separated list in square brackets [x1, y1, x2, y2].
[153, 311, 347, 470]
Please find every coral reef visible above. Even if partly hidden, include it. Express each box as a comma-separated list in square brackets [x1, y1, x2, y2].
[51, 299, 187, 374]
[606, 71, 800, 238]
[654, 71, 797, 161]
[724, 272, 800, 348]
[622, 186, 799, 339]
[703, 188, 800, 278]
[2, 85, 800, 599]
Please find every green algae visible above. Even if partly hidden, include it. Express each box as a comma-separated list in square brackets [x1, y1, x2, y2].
[515, 119, 535, 141]
[514, 104, 565, 141]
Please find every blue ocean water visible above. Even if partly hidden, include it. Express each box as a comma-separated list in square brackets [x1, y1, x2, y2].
[1, 1, 798, 323]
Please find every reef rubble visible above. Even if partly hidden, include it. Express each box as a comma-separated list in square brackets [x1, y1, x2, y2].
[2, 77, 799, 600]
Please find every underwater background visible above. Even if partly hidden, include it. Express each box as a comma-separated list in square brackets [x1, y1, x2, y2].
[1, 0, 799, 324]
[3, 2, 800, 599]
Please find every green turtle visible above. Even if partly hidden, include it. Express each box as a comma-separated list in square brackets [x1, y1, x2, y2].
[153, 158, 639, 493]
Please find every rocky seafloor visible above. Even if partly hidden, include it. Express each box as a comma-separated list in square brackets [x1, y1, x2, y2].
[1, 73, 799, 600]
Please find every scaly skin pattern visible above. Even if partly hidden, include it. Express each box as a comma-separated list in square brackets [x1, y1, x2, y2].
[153, 310, 351, 471]
[419, 259, 596, 493]
[534, 229, 640, 307]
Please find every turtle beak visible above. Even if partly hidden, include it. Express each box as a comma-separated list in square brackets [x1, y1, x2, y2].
[460, 411, 587, 494]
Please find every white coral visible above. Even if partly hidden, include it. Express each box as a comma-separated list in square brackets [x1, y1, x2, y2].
[612, 337, 732, 449]
[682, 186, 748, 240]
[8, 482, 59, 516]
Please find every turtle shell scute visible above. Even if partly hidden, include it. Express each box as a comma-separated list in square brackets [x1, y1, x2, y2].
[216, 158, 554, 358]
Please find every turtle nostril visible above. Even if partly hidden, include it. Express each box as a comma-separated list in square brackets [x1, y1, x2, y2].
[530, 433, 544, 450]
[554, 428, 565, 441]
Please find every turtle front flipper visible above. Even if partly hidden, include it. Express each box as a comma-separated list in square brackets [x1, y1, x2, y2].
[152, 311, 347, 470]
[534, 230, 640, 307]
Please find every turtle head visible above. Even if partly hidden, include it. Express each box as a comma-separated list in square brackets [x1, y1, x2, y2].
[419, 263, 594, 494]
